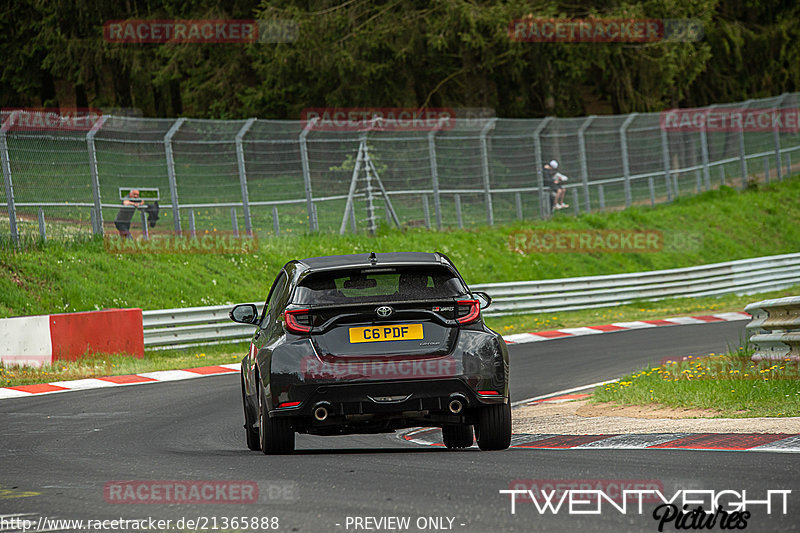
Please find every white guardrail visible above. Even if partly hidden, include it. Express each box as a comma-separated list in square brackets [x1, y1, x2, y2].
[142, 252, 800, 349]
[745, 296, 800, 361]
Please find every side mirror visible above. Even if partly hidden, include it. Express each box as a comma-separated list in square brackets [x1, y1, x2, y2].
[230, 303, 259, 324]
[472, 291, 492, 309]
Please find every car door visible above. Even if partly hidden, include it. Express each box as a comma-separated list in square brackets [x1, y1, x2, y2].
[244, 270, 289, 396]
[253, 271, 290, 390]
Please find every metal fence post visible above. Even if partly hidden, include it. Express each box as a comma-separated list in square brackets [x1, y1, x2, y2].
[660, 125, 673, 201]
[700, 105, 713, 190]
[422, 195, 431, 229]
[454, 194, 463, 229]
[479, 118, 497, 225]
[90, 207, 98, 235]
[0, 113, 19, 246]
[164, 118, 186, 234]
[598, 184, 605, 210]
[37, 208, 46, 241]
[773, 93, 787, 180]
[140, 209, 149, 240]
[299, 118, 318, 232]
[231, 207, 239, 237]
[577, 115, 595, 212]
[272, 206, 280, 236]
[571, 188, 579, 216]
[235, 118, 256, 236]
[763, 157, 770, 184]
[427, 121, 445, 230]
[37, 207, 47, 241]
[620, 113, 638, 208]
[515, 192, 523, 220]
[738, 99, 753, 190]
[533, 117, 553, 219]
[86, 114, 108, 236]
[188, 209, 196, 237]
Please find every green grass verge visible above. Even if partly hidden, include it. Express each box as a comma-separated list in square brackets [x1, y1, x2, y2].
[1, 177, 799, 318]
[0, 343, 249, 388]
[591, 347, 800, 418]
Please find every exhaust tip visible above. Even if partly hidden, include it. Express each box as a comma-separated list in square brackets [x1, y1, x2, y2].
[313, 403, 330, 421]
[448, 397, 464, 414]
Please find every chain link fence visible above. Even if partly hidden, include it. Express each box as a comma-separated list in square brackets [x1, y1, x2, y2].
[2, 93, 800, 245]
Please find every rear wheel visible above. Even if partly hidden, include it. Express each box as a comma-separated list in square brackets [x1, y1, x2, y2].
[475, 402, 511, 451]
[258, 382, 295, 454]
[442, 424, 474, 449]
[241, 375, 260, 451]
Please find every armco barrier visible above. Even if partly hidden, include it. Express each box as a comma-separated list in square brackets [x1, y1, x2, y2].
[0, 308, 144, 366]
[745, 296, 800, 361]
[142, 252, 800, 349]
[471, 252, 800, 316]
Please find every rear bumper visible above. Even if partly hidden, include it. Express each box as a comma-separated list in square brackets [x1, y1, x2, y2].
[270, 378, 505, 417]
[269, 378, 506, 434]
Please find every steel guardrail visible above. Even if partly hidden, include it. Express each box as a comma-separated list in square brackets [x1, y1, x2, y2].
[142, 252, 800, 349]
[745, 296, 800, 361]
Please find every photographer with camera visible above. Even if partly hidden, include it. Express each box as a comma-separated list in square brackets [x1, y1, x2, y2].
[114, 189, 160, 239]
[543, 159, 569, 211]
[114, 189, 144, 238]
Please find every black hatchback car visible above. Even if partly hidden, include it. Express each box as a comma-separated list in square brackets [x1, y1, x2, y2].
[231, 252, 510, 454]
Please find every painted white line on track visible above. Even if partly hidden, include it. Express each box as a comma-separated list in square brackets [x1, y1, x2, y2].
[47, 378, 117, 390]
[136, 370, 204, 381]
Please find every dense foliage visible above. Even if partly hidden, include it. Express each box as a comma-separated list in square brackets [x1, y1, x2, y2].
[1, 0, 798, 118]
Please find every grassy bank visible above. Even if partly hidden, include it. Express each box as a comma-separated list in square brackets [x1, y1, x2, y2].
[1, 177, 799, 318]
[0, 343, 248, 388]
[591, 347, 800, 418]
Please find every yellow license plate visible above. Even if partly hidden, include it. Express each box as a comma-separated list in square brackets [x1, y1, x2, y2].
[349, 324, 423, 343]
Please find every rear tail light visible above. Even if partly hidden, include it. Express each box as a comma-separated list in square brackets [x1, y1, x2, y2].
[456, 299, 480, 325]
[284, 309, 312, 334]
[477, 390, 500, 396]
[276, 401, 302, 409]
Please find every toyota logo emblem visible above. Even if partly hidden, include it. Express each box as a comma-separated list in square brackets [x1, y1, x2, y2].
[376, 306, 393, 318]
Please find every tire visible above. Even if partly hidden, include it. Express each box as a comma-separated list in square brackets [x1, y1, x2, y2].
[442, 424, 474, 449]
[475, 402, 512, 451]
[241, 375, 260, 451]
[258, 381, 295, 455]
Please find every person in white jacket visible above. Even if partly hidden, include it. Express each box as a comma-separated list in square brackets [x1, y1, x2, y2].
[543, 160, 569, 210]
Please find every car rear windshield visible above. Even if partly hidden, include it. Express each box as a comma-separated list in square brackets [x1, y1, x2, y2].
[292, 266, 467, 305]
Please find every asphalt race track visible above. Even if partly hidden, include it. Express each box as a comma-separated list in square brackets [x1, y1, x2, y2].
[1, 320, 797, 533]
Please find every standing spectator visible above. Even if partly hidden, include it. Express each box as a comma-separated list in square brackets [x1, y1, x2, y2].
[114, 189, 144, 238]
[543, 160, 569, 211]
